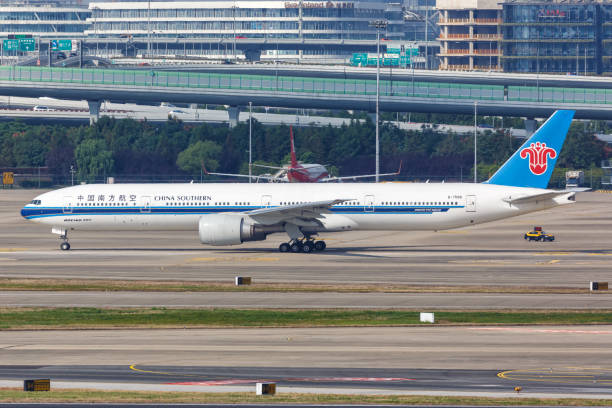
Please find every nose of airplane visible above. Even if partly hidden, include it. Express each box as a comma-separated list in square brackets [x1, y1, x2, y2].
[20, 205, 29, 219]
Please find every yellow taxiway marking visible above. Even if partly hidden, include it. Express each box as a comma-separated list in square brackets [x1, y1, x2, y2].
[535, 252, 573, 256]
[189, 256, 279, 263]
[449, 260, 512, 265]
[129, 364, 198, 378]
[548, 259, 560, 264]
[0, 248, 27, 252]
[498, 368, 612, 385]
[588, 252, 612, 256]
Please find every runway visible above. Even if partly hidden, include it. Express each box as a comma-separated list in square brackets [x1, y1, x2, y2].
[1, 290, 611, 309]
[1, 325, 612, 398]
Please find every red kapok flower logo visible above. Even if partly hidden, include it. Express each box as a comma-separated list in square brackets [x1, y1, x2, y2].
[520, 142, 557, 175]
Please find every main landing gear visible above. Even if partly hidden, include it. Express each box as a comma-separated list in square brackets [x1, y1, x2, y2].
[278, 238, 326, 253]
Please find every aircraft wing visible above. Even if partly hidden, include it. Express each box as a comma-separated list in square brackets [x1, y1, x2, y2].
[246, 199, 352, 225]
[503, 191, 575, 205]
[203, 170, 283, 182]
[202, 163, 284, 182]
[253, 164, 287, 171]
[321, 161, 403, 182]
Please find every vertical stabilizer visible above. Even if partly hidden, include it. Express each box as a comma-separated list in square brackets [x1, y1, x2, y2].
[486, 110, 574, 189]
[289, 126, 298, 168]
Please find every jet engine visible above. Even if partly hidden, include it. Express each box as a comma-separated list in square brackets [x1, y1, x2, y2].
[198, 214, 267, 246]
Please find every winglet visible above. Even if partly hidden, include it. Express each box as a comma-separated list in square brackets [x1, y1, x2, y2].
[485, 110, 574, 189]
[201, 161, 210, 175]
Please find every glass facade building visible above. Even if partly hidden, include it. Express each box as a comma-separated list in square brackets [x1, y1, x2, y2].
[0, 1, 90, 38]
[501, 1, 601, 74]
[87, 1, 403, 41]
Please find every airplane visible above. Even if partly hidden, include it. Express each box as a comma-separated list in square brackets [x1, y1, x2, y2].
[21, 110, 576, 254]
[205, 126, 401, 182]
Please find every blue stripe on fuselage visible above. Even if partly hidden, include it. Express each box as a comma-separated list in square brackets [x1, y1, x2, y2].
[21, 206, 462, 220]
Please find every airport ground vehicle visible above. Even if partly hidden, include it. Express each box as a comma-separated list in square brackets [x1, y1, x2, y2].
[524, 226, 555, 242]
[565, 170, 584, 188]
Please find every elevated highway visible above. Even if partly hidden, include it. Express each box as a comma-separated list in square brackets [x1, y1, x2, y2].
[1, 66, 612, 124]
[163, 63, 612, 89]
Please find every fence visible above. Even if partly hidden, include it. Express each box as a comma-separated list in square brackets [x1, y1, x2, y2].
[1, 65, 611, 105]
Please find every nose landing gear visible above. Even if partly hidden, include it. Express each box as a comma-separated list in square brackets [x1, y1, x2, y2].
[57, 230, 70, 251]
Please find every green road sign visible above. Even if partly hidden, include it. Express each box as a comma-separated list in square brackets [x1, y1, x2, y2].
[51, 39, 72, 51]
[19, 38, 35, 52]
[3, 39, 18, 51]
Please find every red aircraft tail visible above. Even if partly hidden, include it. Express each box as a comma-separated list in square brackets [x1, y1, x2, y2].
[289, 126, 298, 168]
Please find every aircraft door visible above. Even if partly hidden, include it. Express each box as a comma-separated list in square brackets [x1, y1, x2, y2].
[465, 195, 476, 212]
[261, 195, 272, 208]
[139, 196, 151, 213]
[63, 196, 73, 214]
[364, 195, 375, 212]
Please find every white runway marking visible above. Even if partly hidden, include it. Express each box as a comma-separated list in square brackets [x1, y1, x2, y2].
[470, 327, 612, 335]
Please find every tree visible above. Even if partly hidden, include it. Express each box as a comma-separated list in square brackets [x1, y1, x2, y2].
[557, 124, 607, 169]
[177, 140, 222, 174]
[75, 139, 114, 183]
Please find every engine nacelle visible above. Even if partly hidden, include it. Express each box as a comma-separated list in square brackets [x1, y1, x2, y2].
[198, 214, 267, 246]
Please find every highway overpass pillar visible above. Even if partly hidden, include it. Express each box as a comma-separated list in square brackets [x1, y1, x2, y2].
[87, 100, 102, 125]
[525, 118, 537, 136]
[228, 106, 240, 128]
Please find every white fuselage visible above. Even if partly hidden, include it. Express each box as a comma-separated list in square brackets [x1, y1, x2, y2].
[21, 182, 573, 234]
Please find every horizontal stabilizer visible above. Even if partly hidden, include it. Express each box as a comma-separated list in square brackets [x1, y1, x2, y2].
[503, 191, 575, 205]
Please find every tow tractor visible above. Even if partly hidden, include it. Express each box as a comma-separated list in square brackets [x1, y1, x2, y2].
[524, 226, 555, 242]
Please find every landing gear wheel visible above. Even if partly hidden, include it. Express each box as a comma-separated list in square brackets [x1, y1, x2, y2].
[279, 243, 290, 253]
[302, 241, 315, 253]
[290, 242, 302, 253]
[60, 242, 71, 251]
[314, 240, 326, 251]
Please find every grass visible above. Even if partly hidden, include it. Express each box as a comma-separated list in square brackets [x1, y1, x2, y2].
[1, 308, 612, 330]
[0, 388, 611, 405]
[0, 278, 591, 294]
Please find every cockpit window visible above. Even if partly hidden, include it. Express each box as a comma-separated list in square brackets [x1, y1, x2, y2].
[29, 200, 41, 205]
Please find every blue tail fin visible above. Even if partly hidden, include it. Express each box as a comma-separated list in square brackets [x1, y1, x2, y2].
[486, 110, 574, 189]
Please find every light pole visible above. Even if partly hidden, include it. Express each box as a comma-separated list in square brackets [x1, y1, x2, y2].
[369, 19, 387, 183]
[249, 101, 252, 183]
[147, 0, 151, 58]
[473, 101, 478, 183]
[233, 3, 237, 60]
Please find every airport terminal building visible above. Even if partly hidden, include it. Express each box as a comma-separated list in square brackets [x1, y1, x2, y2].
[87, 0, 402, 40]
[0, 0, 90, 39]
[85, 0, 404, 60]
